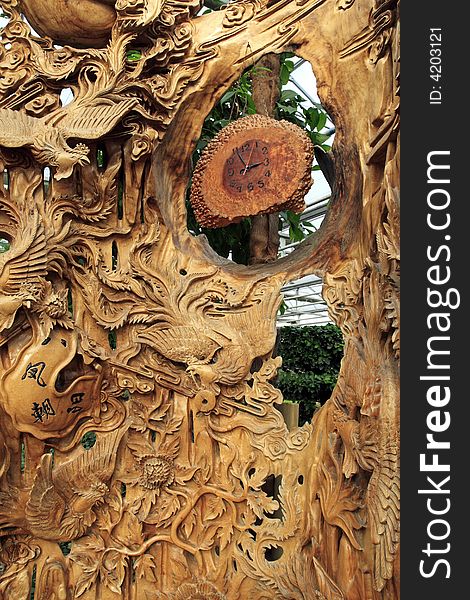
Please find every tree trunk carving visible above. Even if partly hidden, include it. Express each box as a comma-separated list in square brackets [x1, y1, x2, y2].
[0, 1, 400, 598]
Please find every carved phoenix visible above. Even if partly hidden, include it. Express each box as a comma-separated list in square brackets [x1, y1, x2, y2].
[0, 98, 137, 179]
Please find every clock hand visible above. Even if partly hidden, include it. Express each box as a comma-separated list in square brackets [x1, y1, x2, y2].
[235, 148, 246, 167]
[239, 162, 262, 174]
[242, 144, 256, 175]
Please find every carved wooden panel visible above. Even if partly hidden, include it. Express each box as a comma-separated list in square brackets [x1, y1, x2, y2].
[0, 1, 400, 599]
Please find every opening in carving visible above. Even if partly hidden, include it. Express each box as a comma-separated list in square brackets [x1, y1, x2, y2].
[139, 163, 149, 224]
[55, 354, 86, 392]
[265, 545, 284, 562]
[121, 482, 127, 498]
[59, 541, 72, 556]
[2, 169, 9, 191]
[298, 474, 304, 485]
[20, 436, 25, 473]
[189, 409, 195, 443]
[179, 269, 187, 276]
[59, 88, 74, 107]
[261, 474, 283, 520]
[118, 151, 125, 220]
[81, 432, 96, 450]
[42, 167, 51, 198]
[120, 389, 131, 401]
[108, 330, 117, 350]
[97, 145, 107, 170]
[30, 563, 37, 599]
[112, 240, 119, 270]
[67, 288, 73, 317]
[187, 54, 334, 267]
[0, 235, 10, 254]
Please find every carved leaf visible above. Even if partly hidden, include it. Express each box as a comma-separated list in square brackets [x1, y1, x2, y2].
[134, 554, 157, 582]
[247, 490, 279, 520]
[100, 550, 127, 595]
[146, 491, 180, 527]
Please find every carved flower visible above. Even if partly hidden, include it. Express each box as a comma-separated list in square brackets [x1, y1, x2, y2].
[0, 42, 29, 70]
[173, 23, 192, 46]
[3, 19, 32, 40]
[131, 130, 157, 161]
[0, 71, 25, 94]
[288, 425, 311, 450]
[138, 454, 175, 490]
[173, 581, 226, 600]
[25, 94, 58, 117]
[0, 539, 39, 567]
[223, 3, 255, 28]
[263, 435, 287, 460]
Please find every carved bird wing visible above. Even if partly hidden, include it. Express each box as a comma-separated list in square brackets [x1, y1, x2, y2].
[137, 325, 221, 365]
[0, 108, 41, 147]
[0, 206, 47, 294]
[50, 98, 137, 140]
[366, 435, 400, 591]
[223, 292, 281, 357]
[25, 453, 66, 534]
[52, 429, 124, 496]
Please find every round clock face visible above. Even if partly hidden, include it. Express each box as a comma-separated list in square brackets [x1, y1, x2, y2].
[223, 139, 272, 195]
[190, 115, 314, 228]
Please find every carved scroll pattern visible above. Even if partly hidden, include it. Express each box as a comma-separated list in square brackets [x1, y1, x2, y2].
[0, 1, 399, 598]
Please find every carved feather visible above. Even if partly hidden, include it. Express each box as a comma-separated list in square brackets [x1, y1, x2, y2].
[0, 108, 40, 147]
[0, 208, 47, 293]
[366, 435, 400, 591]
[25, 453, 66, 534]
[53, 428, 123, 497]
[137, 325, 221, 364]
[57, 99, 137, 140]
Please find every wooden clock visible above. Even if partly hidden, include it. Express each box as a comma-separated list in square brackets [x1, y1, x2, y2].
[190, 114, 314, 228]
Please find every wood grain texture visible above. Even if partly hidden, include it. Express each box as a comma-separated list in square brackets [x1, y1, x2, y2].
[0, 0, 400, 598]
[190, 115, 313, 227]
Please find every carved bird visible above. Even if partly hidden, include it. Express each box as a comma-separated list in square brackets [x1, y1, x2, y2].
[136, 292, 281, 387]
[0, 98, 137, 179]
[0, 206, 47, 332]
[0, 429, 123, 542]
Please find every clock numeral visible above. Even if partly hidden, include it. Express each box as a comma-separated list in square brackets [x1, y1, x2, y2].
[242, 143, 250, 152]
[229, 181, 236, 188]
[263, 158, 270, 166]
[264, 170, 271, 177]
[228, 168, 234, 176]
[248, 182, 254, 192]
[262, 146, 268, 154]
[258, 180, 264, 188]
[237, 185, 242, 192]
[227, 157, 234, 165]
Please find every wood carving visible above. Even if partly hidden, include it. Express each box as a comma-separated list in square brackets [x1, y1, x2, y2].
[0, 1, 400, 599]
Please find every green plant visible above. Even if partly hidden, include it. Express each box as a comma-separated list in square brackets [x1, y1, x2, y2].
[276, 324, 343, 424]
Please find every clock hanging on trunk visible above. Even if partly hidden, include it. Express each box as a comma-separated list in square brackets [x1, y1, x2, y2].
[190, 115, 315, 228]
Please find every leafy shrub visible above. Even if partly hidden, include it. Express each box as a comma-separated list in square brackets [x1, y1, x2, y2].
[276, 324, 344, 424]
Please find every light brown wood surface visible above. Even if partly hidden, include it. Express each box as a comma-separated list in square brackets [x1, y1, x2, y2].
[0, 0, 400, 598]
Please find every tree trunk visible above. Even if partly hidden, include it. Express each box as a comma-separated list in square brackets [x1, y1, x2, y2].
[249, 53, 281, 265]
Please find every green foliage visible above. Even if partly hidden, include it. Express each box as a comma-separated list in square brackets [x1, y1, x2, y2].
[187, 54, 334, 264]
[277, 324, 344, 424]
[0, 238, 10, 253]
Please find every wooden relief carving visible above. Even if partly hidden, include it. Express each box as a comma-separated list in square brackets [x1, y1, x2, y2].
[0, 0, 399, 599]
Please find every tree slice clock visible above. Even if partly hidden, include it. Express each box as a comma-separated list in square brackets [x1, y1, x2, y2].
[190, 114, 314, 228]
